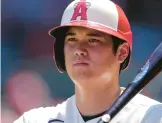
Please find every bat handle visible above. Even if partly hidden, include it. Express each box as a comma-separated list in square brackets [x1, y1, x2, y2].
[97, 83, 137, 123]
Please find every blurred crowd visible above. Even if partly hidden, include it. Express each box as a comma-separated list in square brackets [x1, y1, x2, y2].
[1, 0, 162, 122]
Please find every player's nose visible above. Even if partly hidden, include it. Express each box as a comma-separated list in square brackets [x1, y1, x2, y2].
[74, 45, 87, 56]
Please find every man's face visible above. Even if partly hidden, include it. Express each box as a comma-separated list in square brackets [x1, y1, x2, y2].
[64, 26, 121, 85]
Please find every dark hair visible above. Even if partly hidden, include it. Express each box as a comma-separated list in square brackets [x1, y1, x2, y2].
[112, 36, 130, 71]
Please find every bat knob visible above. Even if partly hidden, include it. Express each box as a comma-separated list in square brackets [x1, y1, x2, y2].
[101, 114, 111, 123]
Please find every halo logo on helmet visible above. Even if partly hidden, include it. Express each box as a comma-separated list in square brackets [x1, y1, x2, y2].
[71, 0, 91, 21]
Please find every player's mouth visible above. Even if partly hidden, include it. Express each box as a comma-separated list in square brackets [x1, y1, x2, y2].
[73, 60, 89, 66]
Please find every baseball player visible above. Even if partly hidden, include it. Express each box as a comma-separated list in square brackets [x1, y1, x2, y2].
[14, 0, 162, 123]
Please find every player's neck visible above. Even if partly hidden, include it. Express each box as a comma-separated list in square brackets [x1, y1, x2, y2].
[75, 81, 121, 116]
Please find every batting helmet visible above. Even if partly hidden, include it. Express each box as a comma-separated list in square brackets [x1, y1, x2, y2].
[49, 0, 132, 73]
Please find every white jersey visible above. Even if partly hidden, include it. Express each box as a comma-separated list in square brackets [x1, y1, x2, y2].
[14, 94, 162, 123]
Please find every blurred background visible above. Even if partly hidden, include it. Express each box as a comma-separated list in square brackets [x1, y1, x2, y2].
[1, 0, 162, 122]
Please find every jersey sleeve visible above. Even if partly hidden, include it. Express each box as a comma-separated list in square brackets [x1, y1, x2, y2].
[13, 111, 33, 123]
[14, 115, 27, 123]
[13, 106, 64, 123]
[140, 104, 162, 123]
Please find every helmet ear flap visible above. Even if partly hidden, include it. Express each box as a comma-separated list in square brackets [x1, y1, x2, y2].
[53, 27, 69, 72]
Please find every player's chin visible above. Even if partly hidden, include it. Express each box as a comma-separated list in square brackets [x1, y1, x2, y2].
[71, 68, 92, 77]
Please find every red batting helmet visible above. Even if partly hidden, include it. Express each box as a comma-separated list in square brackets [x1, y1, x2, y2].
[49, 0, 132, 73]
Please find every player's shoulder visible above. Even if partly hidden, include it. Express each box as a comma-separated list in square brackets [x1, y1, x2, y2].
[116, 93, 161, 123]
[120, 87, 161, 108]
[131, 93, 161, 106]
[126, 93, 161, 121]
[14, 95, 75, 123]
[140, 104, 162, 123]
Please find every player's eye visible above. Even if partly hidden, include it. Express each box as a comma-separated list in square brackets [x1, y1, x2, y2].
[88, 39, 101, 44]
[66, 38, 77, 42]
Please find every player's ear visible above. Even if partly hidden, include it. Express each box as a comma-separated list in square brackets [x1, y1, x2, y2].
[116, 42, 129, 63]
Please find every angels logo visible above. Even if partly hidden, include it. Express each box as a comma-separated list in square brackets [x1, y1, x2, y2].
[71, 0, 91, 21]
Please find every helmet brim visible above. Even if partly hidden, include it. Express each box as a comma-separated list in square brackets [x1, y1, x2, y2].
[49, 21, 132, 48]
